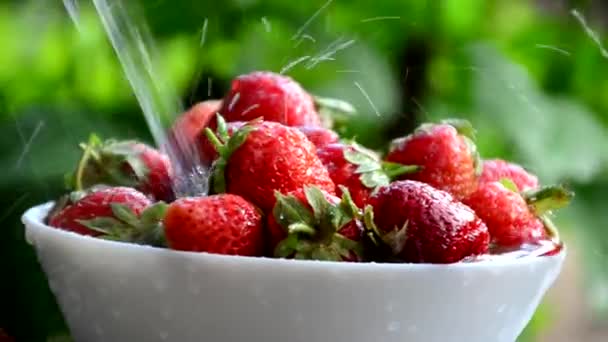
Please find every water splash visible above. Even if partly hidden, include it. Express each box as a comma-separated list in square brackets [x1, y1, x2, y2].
[354, 81, 380, 116]
[291, 0, 333, 41]
[63, 0, 81, 31]
[87, 0, 209, 197]
[571, 9, 608, 59]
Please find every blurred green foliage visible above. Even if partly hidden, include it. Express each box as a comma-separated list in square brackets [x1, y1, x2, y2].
[1, 0, 607, 341]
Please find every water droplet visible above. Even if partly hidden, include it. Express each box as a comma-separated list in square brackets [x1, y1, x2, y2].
[497, 304, 507, 314]
[159, 331, 169, 340]
[407, 325, 418, 333]
[387, 321, 400, 333]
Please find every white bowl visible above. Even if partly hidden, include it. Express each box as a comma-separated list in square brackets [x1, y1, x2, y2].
[23, 203, 565, 342]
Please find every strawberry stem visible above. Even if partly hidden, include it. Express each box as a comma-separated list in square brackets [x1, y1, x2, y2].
[525, 185, 574, 216]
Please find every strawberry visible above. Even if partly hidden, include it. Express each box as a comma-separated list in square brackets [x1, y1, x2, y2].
[297, 126, 339, 148]
[170, 100, 221, 150]
[70, 135, 174, 202]
[48, 187, 166, 246]
[163, 194, 264, 256]
[205, 117, 335, 211]
[385, 119, 481, 200]
[463, 179, 572, 250]
[196, 119, 246, 164]
[216, 71, 321, 127]
[480, 159, 539, 191]
[317, 142, 417, 207]
[268, 186, 364, 261]
[365, 180, 490, 263]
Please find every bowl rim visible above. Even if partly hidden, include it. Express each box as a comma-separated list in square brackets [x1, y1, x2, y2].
[22, 202, 566, 271]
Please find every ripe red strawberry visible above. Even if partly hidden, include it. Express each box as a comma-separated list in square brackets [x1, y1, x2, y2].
[216, 71, 321, 127]
[163, 194, 264, 256]
[48, 187, 166, 246]
[196, 119, 245, 164]
[365, 180, 490, 263]
[297, 126, 339, 148]
[385, 119, 480, 200]
[480, 159, 539, 191]
[170, 100, 221, 150]
[317, 142, 417, 207]
[70, 135, 174, 202]
[463, 180, 572, 250]
[206, 117, 335, 211]
[268, 186, 364, 261]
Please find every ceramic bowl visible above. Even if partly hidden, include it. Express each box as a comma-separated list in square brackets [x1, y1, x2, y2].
[22, 203, 565, 342]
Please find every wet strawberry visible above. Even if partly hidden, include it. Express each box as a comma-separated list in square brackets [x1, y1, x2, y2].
[216, 71, 321, 127]
[317, 142, 417, 207]
[170, 100, 221, 151]
[365, 180, 490, 263]
[70, 135, 174, 202]
[463, 180, 572, 249]
[297, 126, 339, 148]
[48, 187, 166, 246]
[206, 117, 335, 211]
[385, 119, 480, 200]
[480, 159, 539, 191]
[268, 186, 364, 261]
[164, 194, 264, 256]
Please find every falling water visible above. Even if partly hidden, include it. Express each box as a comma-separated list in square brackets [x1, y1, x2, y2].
[64, 0, 209, 197]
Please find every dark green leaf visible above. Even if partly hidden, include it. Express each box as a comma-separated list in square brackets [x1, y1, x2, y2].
[110, 203, 140, 227]
[303, 186, 330, 221]
[272, 192, 315, 228]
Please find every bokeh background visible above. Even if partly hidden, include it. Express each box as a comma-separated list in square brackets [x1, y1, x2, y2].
[1, 0, 607, 341]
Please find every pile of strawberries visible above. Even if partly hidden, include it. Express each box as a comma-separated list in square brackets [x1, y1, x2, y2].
[47, 71, 573, 264]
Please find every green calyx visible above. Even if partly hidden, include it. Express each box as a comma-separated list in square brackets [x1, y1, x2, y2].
[77, 201, 168, 247]
[362, 205, 408, 260]
[342, 142, 419, 189]
[504, 182, 574, 241]
[524, 185, 574, 216]
[314, 95, 357, 130]
[70, 134, 149, 191]
[273, 186, 364, 261]
[205, 114, 257, 194]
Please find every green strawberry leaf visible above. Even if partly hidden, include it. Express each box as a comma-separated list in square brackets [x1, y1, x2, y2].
[209, 116, 257, 194]
[337, 186, 360, 220]
[273, 191, 316, 228]
[381, 161, 420, 179]
[215, 113, 229, 143]
[140, 202, 168, 225]
[110, 203, 140, 227]
[360, 170, 390, 188]
[287, 222, 316, 235]
[304, 186, 330, 221]
[524, 185, 574, 215]
[441, 118, 477, 141]
[274, 234, 299, 258]
[77, 217, 125, 234]
[499, 178, 520, 192]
